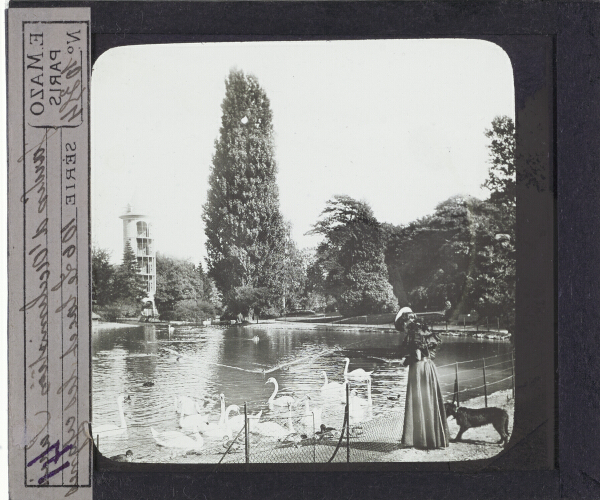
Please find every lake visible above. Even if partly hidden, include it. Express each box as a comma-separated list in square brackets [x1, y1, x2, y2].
[92, 323, 514, 462]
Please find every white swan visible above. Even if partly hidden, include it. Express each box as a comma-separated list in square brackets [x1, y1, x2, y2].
[300, 396, 322, 431]
[343, 358, 373, 382]
[339, 381, 349, 404]
[202, 404, 239, 440]
[174, 395, 203, 416]
[179, 404, 208, 431]
[252, 403, 295, 439]
[229, 409, 263, 434]
[151, 427, 204, 451]
[266, 377, 296, 408]
[278, 403, 305, 447]
[94, 395, 128, 438]
[320, 371, 344, 393]
[349, 389, 372, 425]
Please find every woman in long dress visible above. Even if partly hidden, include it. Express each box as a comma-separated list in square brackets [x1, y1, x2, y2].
[395, 307, 449, 449]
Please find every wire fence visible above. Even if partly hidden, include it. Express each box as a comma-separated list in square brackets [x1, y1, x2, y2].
[210, 350, 515, 467]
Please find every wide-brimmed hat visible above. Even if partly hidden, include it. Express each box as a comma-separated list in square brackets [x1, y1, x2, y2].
[394, 307, 413, 331]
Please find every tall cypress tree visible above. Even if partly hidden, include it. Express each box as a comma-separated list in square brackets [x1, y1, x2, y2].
[203, 69, 287, 302]
[113, 240, 147, 303]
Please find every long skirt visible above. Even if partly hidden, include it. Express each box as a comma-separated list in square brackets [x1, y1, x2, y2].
[401, 358, 449, 449]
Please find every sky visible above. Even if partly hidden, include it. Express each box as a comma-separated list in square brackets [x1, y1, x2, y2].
[91, 39, 515, 265]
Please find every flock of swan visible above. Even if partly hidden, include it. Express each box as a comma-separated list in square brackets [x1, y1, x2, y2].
[94, 357, 379, 456]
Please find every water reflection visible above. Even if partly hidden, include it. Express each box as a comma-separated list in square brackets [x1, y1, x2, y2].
[92, 323, 512, 462]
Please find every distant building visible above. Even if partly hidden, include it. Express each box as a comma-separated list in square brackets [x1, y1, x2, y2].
[119, 204, 158, 317]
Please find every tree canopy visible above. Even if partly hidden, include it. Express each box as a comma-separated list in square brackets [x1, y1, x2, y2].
[154, 254, 219, 321]
[483, 115, 516, 209]
[91, 247, 114, 306]
[309, 195, 397, 316]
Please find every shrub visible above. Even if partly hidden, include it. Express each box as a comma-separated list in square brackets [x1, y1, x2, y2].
[173, 299, 215, 322]
[159, 310, 176, 322]
[97, 305, 120, 322]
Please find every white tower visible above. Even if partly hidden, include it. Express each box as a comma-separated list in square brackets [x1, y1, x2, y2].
[119, 204, 157, 317]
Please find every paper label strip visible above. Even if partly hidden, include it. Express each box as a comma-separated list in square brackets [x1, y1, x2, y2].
[8, 8, 92, 500]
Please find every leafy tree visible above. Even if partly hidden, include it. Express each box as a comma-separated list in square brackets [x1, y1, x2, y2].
[383, 116, 516, 329]
[384, 195, 501, 317]
[155, 253, 211, 316]
[470, 204, 515, 328]
[203, 69, 288, 304]
[309, 195, 397, 316]
[226, 285, 274, 318]
[91, 247, 115, 306]
[302, 251, 336, 312]
[483, 115, 516, 209]
[113, 240, 146, 304]
[277, 225, 309, 313]
[479, 115, 516, 330]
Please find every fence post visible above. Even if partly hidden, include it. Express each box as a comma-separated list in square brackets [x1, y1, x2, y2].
[346, 382, 350, 463]
[511, 351, 515, 399]
[454, 362, 460, 407]
[482, 358, 488, 407]
[244, 402, 249, 466]
[312, 412, 316, 465]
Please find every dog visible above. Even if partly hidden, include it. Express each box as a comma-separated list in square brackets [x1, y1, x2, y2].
[444, 402, 510, 445]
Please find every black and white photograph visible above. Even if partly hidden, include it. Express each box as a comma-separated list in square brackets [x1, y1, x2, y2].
[90, 39, 516, 466]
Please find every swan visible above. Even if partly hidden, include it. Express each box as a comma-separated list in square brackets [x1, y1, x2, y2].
[320, 371, 344, 393]
[278, 403, 306, 447]
[202, 404, 239, 440]
[229, 409, 263, 434]
[218, 393, 227, 425]
[252, 403, 295, 439]
[151, 427, 204, 451]
[349, 389, 373, 425]
[299, 396, 322, 431]
[174, 395, 203, 416]
[266, 377, 296, 408]
[94, 395, 128, 438]
[343, 358, 373, 382]
[179, 405, 208, 431]
[339, 381, 349, 404]
[278, 432, 302, 447]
